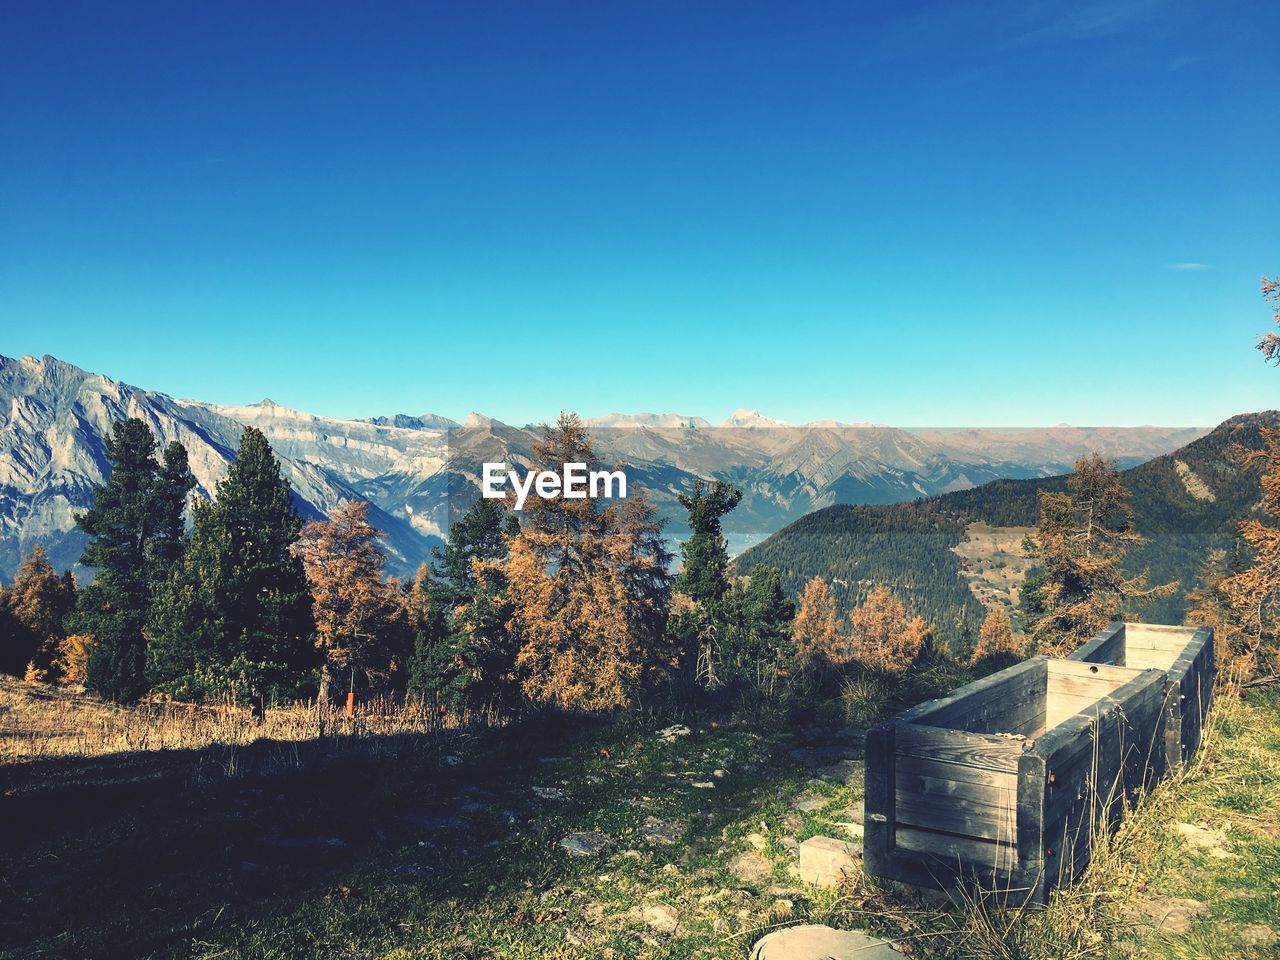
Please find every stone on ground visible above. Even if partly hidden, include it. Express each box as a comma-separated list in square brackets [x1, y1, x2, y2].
[641, 815, 683, 845]
[791, 795, 826, 813]
[750, 924, 903, 959]
[1122, 896, 1208, 934]
[1240, 924, 1277, 949]
[816, 759, 865, 788]
[629, 902, 680, 933]
[658, 724, 691, 742]
[728, 849, 773, 884]
[1171, 821, 1236, 859]
[560, 832, 608, 856]
[797, 835, 861, 887]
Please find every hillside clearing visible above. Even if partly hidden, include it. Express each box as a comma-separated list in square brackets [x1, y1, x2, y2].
[0, 681, 1275, 959]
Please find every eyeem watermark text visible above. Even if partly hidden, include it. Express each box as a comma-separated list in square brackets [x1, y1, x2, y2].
[482, 462, 627, 511]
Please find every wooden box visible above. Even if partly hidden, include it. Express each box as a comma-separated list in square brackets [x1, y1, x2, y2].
[864, 657, 1166, 905]
[1068, 622, 1214, 770]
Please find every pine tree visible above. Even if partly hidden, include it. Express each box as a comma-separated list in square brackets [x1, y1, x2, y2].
[503, 413, 673, 712]
[407, 498, 520, 711]
[72, 419, 194, 701]
[295, 501, 406, 700]
[1027, 453, 1172, 656]
[0, 546, 76, 678]
[718, 565, 795, 692]
[669, 480, 742, 687]
[148, 427, 315, 701]
[674, 480, 742, 605]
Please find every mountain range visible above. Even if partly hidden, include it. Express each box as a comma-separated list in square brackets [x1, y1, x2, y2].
[0, 353, 1207, 581]
[732, 411, 1276, 648]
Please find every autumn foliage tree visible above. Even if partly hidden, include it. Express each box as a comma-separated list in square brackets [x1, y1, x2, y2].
[499, 413, 673, 712]
[847, 584, 931, 673]
[1220, 426, 1280, 679]
[0, 546, 77, 679]
[1026, 453, 1172, 656]
[969, 605, 1023, 666]
[1187, 547, 1252, 679]
[791, 576, 847, 668]
[295, 500, 406, 700]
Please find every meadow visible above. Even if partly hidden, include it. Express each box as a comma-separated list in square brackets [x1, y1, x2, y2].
[1, 676, 1276, 959]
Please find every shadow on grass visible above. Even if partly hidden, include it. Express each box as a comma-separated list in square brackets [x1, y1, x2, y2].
[0, 700, 836, 960]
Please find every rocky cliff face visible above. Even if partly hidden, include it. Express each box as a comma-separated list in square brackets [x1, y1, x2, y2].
[0, 354, 1205, 580]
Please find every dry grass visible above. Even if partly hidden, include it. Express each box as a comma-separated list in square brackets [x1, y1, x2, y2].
[0, 676, 469, 763]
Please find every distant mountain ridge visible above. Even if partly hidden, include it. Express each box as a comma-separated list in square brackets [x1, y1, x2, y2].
[0, 353, 1206, 581]
[732, 411, 1276, 648]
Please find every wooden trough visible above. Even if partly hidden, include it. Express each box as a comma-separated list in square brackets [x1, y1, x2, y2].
[1068, 622, 1214, 770]
[864, 656, 1167, 905]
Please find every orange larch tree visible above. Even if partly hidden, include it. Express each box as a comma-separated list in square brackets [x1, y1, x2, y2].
[792, 576, 848, 668]
[295, 500, 406, 700]
[499, 413, 673, 712]
[847, 584, 931, 674]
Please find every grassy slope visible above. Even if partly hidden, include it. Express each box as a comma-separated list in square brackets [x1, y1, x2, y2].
[733, 412, 1280, 644]
[0, 680, 1276, 960]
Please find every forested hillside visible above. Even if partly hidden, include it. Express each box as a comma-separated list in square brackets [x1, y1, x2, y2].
[734, 412, 1279, 648]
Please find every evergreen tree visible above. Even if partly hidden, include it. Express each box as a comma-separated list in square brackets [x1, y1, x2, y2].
[72, 419, 194, 701]
[148, 427, 315, 701]
[674, 480, 742, 604]
[670, 480, 742, 687]
[717, 565, 795, 692]
[407, 497, 520, 711]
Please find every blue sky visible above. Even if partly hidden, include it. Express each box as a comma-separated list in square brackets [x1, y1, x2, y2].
[2, 1, 1277, 427]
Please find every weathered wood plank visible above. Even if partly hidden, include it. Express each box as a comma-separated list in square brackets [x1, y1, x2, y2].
[896, 754, 1020, 792]
[895, 790, 1016, 842]
[895, 724, 1026, 773]
[894, 827, 1018, 873]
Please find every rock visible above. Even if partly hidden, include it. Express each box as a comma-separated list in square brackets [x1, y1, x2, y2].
[658, 724, 691, 742]
[835, 800, 864, 824]
[1240, 925, 1277, 949]
[641, 816, 683, 845]
[728, 850, 773, 884]
[1123, 896, 1208, 934]
[560, 832, 609, 856]
[750, 924, 903, 959]
[768, 899, 794, 919]
[835, 822, 865, 839]
[745, 832, 768, 850]
[816, 759, 865, 788]
[797, 836, 861, 888]
[792, 795, 827, 814]
[533, 786, 567, 800]
[779, 835, 801, 857]
[630, 902, 680, 934]
[1172, 821, 1236, 859]
[692, 781, 716, 789]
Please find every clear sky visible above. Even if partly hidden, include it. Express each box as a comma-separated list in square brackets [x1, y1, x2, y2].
[1, 1, 1277, 428]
